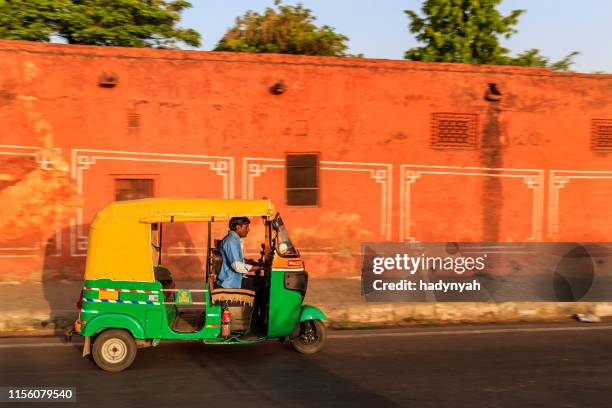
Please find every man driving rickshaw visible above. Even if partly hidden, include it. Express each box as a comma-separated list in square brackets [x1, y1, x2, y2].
[217, 216, 263, 289]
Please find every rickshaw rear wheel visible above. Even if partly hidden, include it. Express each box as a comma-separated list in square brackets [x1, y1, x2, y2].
[92, 329, 137, 372]
[291, 319, 327, 354]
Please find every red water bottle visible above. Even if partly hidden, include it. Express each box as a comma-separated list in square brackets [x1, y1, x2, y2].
[221, 308, 231, 337]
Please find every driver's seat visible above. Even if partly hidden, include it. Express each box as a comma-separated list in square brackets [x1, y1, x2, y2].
[208, 249, 255, 306]
[208, 243, 255, 306]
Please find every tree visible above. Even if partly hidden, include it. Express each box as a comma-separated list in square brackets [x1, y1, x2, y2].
[512, 49, 579, 72]
[0, 0, 200, 48]
[404, 0, 577, 71]
[0, 0, 69, 42]
[214, 0, 349, 57]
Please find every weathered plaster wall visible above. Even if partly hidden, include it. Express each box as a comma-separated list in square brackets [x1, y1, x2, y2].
[0, 40, 611, 281]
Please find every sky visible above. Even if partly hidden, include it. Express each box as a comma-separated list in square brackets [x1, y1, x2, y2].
[179, 0, 611, 73]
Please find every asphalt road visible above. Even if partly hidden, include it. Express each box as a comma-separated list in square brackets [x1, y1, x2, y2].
[1, 323, 611, 408]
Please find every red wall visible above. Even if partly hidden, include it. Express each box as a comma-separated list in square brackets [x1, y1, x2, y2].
[0, 40, 611, 281]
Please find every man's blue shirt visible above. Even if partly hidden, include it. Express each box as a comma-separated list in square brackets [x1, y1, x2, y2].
[217, 231, 246, 289]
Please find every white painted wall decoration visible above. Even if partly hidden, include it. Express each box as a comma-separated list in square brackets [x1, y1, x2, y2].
[0, 145, 64, 258]
[242, 157, 393, 240]
[548, 170, 612, 238]
[5, 144, 610, 259]
[70, 148, 234, 256]
[399, 165, 545, 242]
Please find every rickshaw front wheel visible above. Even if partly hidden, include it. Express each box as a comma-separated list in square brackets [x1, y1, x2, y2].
[92, 329, 137, 372]
[291, 319, 327, 354]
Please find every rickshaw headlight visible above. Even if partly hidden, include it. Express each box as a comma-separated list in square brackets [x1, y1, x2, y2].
[279, 243, 288, 255]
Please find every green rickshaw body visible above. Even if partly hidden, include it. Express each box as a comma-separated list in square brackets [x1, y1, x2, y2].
[79, 279, 222, 340]
[79, 273, 325, 341]
[268, 270, 304, 337]
[71, 198, 327, 371]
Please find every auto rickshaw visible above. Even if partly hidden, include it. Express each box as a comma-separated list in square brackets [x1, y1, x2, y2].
[66, 198, 327, 372]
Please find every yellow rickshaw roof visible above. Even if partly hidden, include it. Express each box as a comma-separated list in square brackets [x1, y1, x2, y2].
[97, 198, 278, 223]
[84, 198, 277, 282]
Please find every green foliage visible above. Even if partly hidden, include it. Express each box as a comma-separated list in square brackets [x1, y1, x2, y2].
[404, 0, 578, 71]
[404, 0, 523, 64]
[512, 49, 580, 72]
[0, 0, 200, 48]
[57, 0, 200, 47]
[0, 0, 70, 41]
[214, 1, 349, 56]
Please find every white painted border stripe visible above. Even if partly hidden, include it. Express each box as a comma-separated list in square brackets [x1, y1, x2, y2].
[83, 298, 161, 306]
[548, 170, 612, 238]
[399, 165, 544, 241]
[0, 145, 63, 257]
[84, 287, 159, 294]
[242, 157, 393, 240]
[70, 148, 235, 256]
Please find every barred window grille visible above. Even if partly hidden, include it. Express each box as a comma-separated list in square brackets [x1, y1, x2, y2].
[115, 179, 154, 201]
[127, 113, 140, 129]
[431, 113, 478, 148]
[286, 154, 319, 206]
[591, 119, 612, 151]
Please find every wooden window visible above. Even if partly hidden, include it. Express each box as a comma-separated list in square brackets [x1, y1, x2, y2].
[431, 113, 478, 148]
[286, 154, 319, 206]
[115, 179, 154, 201]
[592, 119, 612, 151]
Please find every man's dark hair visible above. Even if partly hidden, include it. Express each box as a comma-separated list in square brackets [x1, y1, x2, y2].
[229, 217, 250, 231]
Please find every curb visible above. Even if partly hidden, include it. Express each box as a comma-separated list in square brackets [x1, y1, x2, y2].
[320, 302, 612, 329]
[2, 302, 612, 336]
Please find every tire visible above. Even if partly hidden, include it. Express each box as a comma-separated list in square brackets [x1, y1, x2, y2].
[92, 329, 137, 372]
[291, 319, 327, 354]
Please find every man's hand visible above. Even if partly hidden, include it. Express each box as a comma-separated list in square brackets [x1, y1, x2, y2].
[249, 264, 264, 276]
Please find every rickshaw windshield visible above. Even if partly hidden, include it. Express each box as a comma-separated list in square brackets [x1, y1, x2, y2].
[272, 215, 298, 257]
